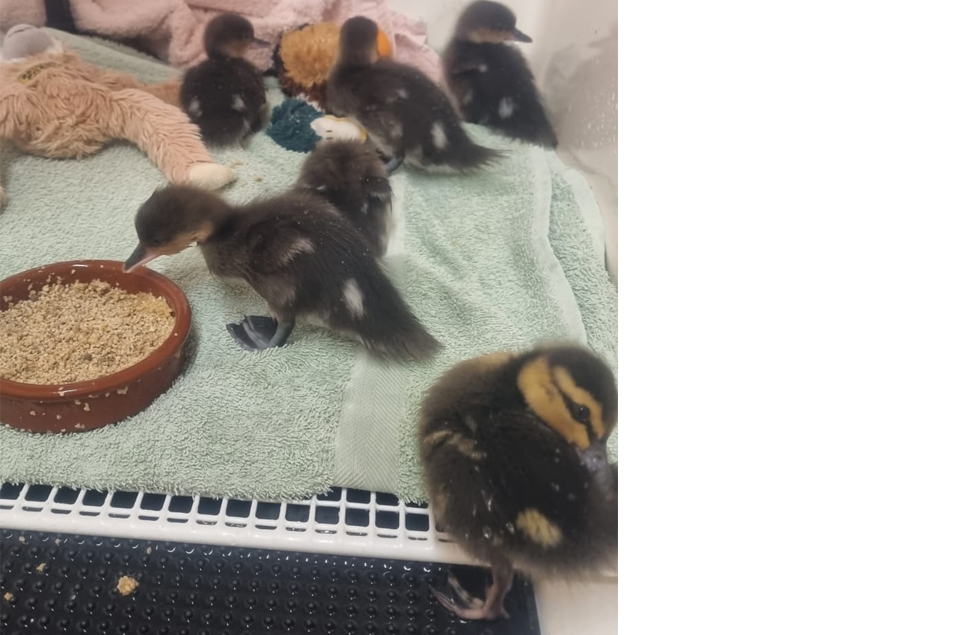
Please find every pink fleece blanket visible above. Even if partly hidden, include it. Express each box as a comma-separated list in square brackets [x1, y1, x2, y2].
[0, 0, 442, 82]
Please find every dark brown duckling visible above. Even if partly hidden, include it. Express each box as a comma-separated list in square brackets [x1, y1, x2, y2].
[443, 2, 557, 148]
[419, 344, 617, 620]
[180, 14, 267, 146]
[123, 186, 440, 360]
[295, 140, 392, 258]
[327, 16, 500, 173]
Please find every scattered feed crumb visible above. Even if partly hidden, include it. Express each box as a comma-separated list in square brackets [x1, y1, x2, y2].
[29, 411, 35, 416]
[253, 175, 263, 182]
[3, 592, 12, 602]
[146, 547, 152, 554]
[0, 280, 174, 384]
[229, 160, 243, 168]
[55, 538, 61, 545]
[18, 536, 25, 543]
[56, 414, 61, 420]
[83, 402, 90, 411]
[117, 386, 129, 395]
[117, 576, 138, 596]
[35, 563, 46, 572]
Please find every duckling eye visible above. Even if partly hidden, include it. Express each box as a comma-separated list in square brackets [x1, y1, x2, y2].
[573, 404, 590, 424]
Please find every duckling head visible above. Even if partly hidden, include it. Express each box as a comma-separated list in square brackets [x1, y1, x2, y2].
[337, 16, 382, 67]
[516, 346, 617, 471]
[454, 1, 533, 44]
[123, 186, 229, 272]
[204, 13, 257, 60]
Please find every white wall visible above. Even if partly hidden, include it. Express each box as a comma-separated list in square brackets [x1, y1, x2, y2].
[389, 0, 618, 279]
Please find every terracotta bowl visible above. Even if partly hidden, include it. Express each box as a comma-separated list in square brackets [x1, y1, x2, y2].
[0, 260, 191, 433]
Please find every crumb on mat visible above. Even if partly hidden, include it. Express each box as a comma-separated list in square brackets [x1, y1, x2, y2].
[117, 575, 138, 596]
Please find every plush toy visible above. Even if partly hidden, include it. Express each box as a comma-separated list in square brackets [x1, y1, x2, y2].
[310, 114, 368, 143]
[0, 25, 235, 207]
[265, 98, 323, 153]
[275, 21, 392, 112]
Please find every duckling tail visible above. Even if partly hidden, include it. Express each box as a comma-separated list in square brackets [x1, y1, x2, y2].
[362, 317, 441, 362]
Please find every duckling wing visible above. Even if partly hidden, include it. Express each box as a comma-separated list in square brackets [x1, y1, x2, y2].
[423, 408, 599, 568]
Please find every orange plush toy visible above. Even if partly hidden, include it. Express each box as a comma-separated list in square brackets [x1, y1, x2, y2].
[275, 21, 392, 111]
[0, 25, 235, 207]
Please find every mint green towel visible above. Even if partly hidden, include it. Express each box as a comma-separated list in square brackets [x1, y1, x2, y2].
[0, 31, 617, 502]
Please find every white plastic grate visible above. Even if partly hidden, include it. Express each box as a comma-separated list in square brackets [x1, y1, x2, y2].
[0, 483, 474, 565]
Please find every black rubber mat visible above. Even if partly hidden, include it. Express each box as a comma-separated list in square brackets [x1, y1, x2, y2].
[0, 529, 540, 635]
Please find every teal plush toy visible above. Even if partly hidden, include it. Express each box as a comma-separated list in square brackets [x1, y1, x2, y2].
[265, 98, 322, 153]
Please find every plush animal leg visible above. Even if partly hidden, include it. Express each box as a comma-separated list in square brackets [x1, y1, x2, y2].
[139, 79, 183, 108]
[85, 64, 182, 107]
[104, 88, 234, 189]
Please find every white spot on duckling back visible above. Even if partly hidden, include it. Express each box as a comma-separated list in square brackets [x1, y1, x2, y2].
[343, 279, 365, 318]
[498, 97, 515, 119]
[188, 98, 201, 117]
[231, 94, 245, 112]
[398, 88, 409, 99]
[431, 122, 448, 150]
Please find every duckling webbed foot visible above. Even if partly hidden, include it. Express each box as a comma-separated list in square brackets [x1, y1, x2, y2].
[227, 315, 294, 351]
[431, 565, 512, 621]
[382, 155, 404, 174]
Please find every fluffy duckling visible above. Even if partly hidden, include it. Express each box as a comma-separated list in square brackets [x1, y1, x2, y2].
[419, 345, 617, 620]
[180, 14, 267, 146]
[327, 16, 500, 172]
[123, 186, 440, 360]
[443, 1, 558, 148]
[295, 140, 392, 257]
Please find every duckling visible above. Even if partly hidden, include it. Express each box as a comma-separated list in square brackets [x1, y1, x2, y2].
[443, 2, 558, 148]
[180, 14, 267, 146]
[418, 344, 617, 620]
[123, 186, 440, 360]
[327, 16, 500, 173]
[295, 140, 392, 257]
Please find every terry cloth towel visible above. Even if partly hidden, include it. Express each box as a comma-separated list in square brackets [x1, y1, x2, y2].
[0, 0, 443, 82]
[0, 31, 617, 502]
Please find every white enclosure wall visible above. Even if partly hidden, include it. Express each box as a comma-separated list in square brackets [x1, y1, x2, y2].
[389, 0, 619, 278]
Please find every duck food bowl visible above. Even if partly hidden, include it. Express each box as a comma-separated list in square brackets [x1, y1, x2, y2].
[0, 260, 191, 433]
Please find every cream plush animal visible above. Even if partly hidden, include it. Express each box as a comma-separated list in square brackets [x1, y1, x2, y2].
[0, 25, 235, 207]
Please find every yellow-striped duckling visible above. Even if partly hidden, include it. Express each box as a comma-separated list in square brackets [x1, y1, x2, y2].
[418, 344, 617, 620]
[123, 186, 439, 360]
[327, 16, 500, 172]
[443, 1, 558, 148]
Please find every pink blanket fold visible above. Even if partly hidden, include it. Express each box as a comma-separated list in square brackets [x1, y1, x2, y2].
[0, 0, 442, 83]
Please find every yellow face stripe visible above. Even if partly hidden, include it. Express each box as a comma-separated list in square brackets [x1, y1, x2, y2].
[517, 357, 590, 449]
[551, 366, 606, 439]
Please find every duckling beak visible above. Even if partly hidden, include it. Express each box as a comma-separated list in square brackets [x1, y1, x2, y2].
[509, 28, 533, 43]
[123, 243, 160, 272]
